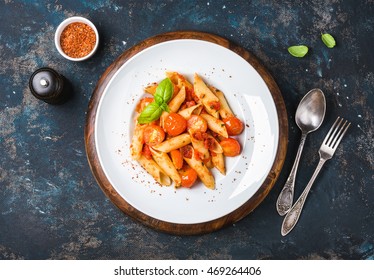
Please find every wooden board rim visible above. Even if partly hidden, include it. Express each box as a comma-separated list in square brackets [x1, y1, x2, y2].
[84, 31, 288, 235]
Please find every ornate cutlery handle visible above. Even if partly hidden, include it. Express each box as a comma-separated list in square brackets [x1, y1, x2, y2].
[281, 158, 326, 236]
[276, 132, 308, 216]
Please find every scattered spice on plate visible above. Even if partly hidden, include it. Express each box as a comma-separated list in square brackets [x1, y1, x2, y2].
[60, 22, 96, 58]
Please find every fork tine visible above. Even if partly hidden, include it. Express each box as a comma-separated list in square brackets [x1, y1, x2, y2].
[332, 120, 351, 149]
[328, 117, 344, 147]
[327, 117, 344, 146]
[324, 117, 340, 145]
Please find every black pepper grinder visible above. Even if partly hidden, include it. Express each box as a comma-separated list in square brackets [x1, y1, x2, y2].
[29, 67, 72, 104]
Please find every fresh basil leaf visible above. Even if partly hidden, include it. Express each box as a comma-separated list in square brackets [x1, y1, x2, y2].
[160, 102, 170, 113]
[288, 45, 309, 57]
[321, 33, 336, 48]
[137, 102, 163, 124]
[137, 78, 173, 124]
[155, 78, 173, 104]
[154, 94, 164, 106]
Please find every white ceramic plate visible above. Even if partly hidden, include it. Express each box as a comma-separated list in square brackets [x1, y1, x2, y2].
[95, 39, 279, 224]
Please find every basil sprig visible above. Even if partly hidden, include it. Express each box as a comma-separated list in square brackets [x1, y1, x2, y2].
[137, 78, 173, 124]
[321, 33, 336, 48]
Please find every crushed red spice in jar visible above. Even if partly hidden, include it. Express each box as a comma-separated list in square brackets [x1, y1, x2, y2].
[60, 22, 96, 58]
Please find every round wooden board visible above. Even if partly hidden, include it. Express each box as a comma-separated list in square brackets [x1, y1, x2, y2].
[84, 31, 288, 235]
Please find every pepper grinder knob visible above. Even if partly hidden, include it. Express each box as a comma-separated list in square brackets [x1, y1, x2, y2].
[29, 67, 71, 104]
[40, 78, 49, 87]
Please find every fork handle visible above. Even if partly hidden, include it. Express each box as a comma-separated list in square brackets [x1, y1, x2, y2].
[281, 158, 326, 236]
[276, 132, 308, 216]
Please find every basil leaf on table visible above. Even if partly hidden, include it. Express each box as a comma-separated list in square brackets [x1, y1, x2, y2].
[321, 33, 336, 48]
[155, 78, 173, 104]
[288, 45, 309, 57]
[137, 102, 164, 124]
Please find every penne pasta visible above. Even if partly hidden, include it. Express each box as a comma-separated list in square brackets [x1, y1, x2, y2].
[160, 86, 186, 128]
[178, 103, 202, 119]
[211, 152, 225, 175]
[193, 73, 220, 118]
[144, 83, 158, 95]
[130, 124, 145, 160]
[209, 86, 234, 119]
[183, 146, 215, 189]
[138, 155, 172, 186]
[200, 113, 228, 138]
[131, 72, 244, 189]
[204, 157, 214, 169]
[166, 72, 193, 93]
[206, 134, 223, 154]
[190, 132, 210, 161]
[152, 133, 191, 153]
[150, 148, 182, 186]
[168, 86, 186, 112]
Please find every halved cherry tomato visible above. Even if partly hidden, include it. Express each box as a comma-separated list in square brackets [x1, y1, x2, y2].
[223, 116, 244, 136]
[136, 97, 154, 113]
[143, 124, 165, 146]
[170, 149, 183, 170]
[220, 138, 241, 157]
[187, 115, 207, 132]
[179, 165, 198, 188]
[164, 113, 187, 136]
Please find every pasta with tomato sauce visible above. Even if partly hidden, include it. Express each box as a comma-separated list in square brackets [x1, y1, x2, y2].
[130, 72, 244, 189]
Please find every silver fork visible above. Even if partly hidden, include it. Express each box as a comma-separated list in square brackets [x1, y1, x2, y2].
[281, 117, 351, 236]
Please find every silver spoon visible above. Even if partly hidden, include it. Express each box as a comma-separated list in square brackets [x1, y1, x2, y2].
[276, 88, 326, 216]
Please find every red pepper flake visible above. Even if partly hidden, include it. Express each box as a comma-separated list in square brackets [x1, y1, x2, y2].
[60, 22, 96, 58]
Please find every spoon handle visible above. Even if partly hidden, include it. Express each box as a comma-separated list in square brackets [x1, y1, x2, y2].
[276, 132, 307, 216]
[281, 158, 326, 236]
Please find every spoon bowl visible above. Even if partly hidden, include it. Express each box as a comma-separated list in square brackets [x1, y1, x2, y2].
[296, 89, 326, 133]
[276, 88, 326, 216]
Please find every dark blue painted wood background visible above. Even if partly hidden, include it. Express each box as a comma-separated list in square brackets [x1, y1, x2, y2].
[0, 0, 373, 259]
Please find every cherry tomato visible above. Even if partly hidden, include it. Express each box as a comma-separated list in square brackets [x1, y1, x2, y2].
[143, 124, 165, 146]
[179, 166, 198, 188]
[223, 116, 244, 136]
[170, 149, 183, 170]
[136, 97, 154, 113]
[220, 138, 241, 157]
[187, 115, 207, 132]
[164, 113, 187, 136]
